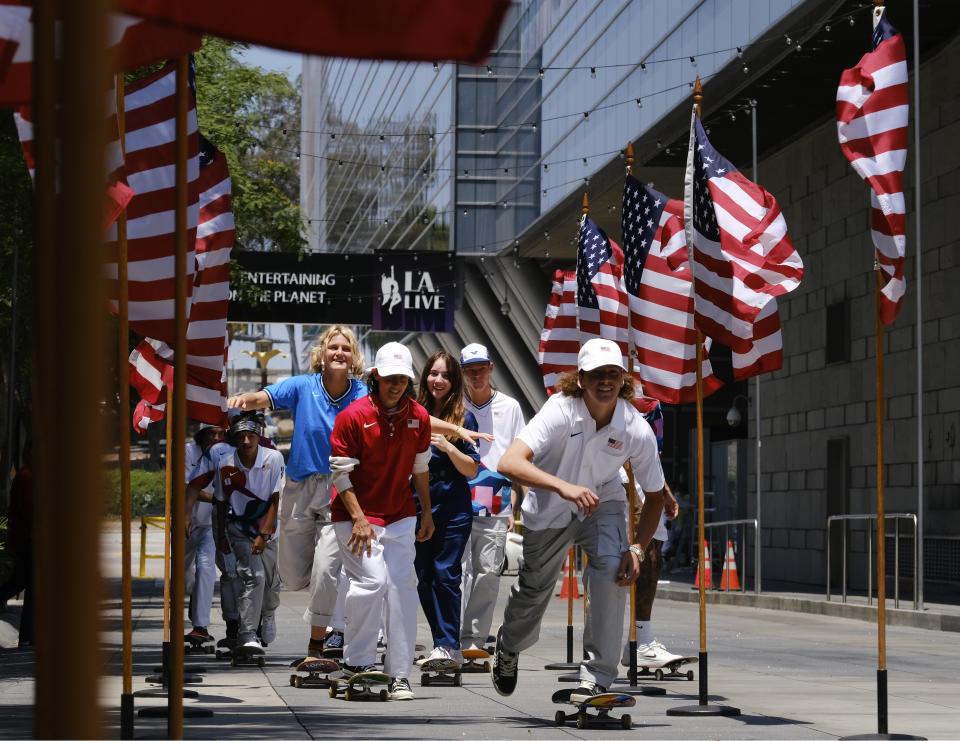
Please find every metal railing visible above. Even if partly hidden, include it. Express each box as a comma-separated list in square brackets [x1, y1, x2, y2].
[139, 516, 166, 578]
[826, 513, 918, 609]
[702, 518, 760, 594]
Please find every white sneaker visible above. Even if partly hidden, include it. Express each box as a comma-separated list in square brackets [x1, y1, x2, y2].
[425, 645, 462, 667]
[242, 638, 263, 649]
[388, 677, 414, 700]
[259, 615, 277, 645]
[634, 639, 683, 667]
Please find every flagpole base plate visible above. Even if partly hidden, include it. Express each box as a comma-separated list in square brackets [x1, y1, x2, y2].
[667, 703, 741, 717]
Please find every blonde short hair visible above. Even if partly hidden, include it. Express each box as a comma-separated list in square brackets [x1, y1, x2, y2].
[309, 326, 364, 376]
[555, 369, 635, 401]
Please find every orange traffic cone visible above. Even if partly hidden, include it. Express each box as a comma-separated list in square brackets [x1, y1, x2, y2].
[557, 553, 581, 599]
[720, 540, 741, 590]
[694, 540, 712, 588]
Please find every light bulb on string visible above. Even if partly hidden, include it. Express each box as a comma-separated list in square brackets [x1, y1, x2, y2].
[743, 63, 749, 74]
[729, 111, 736, 122]
[582, 157, 587, 165]
[736, 46, 743, 58]
[689, 56, 696, 67]
[785, 35, 792, 45]
[636, 98, 642, 108]
[330, 133, 336, 140]
[428, 132, 435, 141]
[379, 135, 385, 141]
[583, 111, 589, 119]
[538, 67, 544, 79]
[590, 67, 596, 78]
[640, 62, 646, 70]
[543, 163, 548, 171]
[825, 23, 831, 32]
[796, 43, 802, 52]
[479, 129, 486, 137]
[849, 16, 855, 26]
[486, 65, 493, 75]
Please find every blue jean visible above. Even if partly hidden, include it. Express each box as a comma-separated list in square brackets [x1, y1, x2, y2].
[415, 511, 472, 650]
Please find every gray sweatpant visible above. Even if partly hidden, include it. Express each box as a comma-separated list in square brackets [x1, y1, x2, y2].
[277, 474, 342, 627]
[226, 521, 279, 644]
[500, 499, 628, 687]
[460, 516, 508, 647]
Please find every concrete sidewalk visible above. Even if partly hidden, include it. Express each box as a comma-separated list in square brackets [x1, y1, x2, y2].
[0, 522, 957, 739]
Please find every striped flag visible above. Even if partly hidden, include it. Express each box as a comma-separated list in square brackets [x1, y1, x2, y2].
[132, 398, 165, 435]
[621, 175, 722, 403]
[731, 297, 783, 380]
[679, 110, 803, 354]
[836, 6, 908, 325]
[577, 215, 629, 358]
[128, 136, 234, 427]
[105, 60, 201, 346]
[538, 269, 579, 394]
[0, 4, 201, 106]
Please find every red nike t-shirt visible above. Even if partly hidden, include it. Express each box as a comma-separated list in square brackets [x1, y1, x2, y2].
[329, 394, 431, 527]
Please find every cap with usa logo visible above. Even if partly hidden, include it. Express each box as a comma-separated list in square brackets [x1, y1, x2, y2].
[577, 338, 625, 372]
[370, 341, 415, 379]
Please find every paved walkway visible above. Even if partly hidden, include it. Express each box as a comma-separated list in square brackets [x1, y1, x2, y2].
[0, 521, 957, 739]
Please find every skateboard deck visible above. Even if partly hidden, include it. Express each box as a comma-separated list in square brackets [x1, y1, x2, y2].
[322, 646, 344, 660]
[184, 634, 215, 655]
[461, 649, 491, 674]
[552, 689, 636, 729]
[215, 637, 238, 660]
[630, 656, 697, 681]
[328, 670, 391, 701]
[230, 644, 266, 667]
[289, 657, 339, 688]
[420, 657, 462, 687]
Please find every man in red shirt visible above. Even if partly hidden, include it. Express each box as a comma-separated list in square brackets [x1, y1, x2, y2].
[329, 341, 434, 701]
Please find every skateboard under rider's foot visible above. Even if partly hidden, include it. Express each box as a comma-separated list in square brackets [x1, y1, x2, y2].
[552, 688, 636, 730]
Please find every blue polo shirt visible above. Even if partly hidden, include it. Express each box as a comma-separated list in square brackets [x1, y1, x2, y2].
[264, 375, 367, 481]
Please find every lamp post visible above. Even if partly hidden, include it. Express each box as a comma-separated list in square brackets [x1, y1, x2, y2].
[243, 338, 288, 389]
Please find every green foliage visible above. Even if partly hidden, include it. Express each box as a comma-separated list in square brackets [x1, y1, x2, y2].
[105, 468, 168, 518]
[193, 37, 305, 254]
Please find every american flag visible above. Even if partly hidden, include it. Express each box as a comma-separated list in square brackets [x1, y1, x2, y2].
[538, 269, 579, 394]
[621, 175, 722, 403]
[132, 398, 165, 435]
[0, 3, 201, 106]
[678, 111, 803, 354]
[105, 60, 201, 346]
[128, 136, 234, 427]
[577, 215, 630, 358]
[731, 297, 783, 380]
[836, 6, 908, 325]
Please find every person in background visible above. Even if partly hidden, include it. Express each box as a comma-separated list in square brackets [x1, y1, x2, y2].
[458, 343, 526, 652]
[414, 350, 480, 667]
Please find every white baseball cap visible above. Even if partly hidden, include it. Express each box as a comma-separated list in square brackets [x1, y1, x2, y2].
[371, 341, 416, 380]
[577, 339, 625, 372]
[459, 343, 491, 366]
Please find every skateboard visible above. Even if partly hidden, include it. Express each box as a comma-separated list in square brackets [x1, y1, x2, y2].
[419, 657, 462, 687]
[215, 636, 238, 660]
[230, 643, 266, 668]
[289, 657, 339, 688]
[460, 648, 491, 673]
[327, 670, 391, 701]
[322, 646, 344, 661]
[552, 688, 636, 730]
[184, 633, 215, 655]
[630, 656, 698, 681]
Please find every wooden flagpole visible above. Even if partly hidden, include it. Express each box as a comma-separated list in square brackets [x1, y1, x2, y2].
[668, 76, 739, 718]
[874, 265, 889, 735]
[115, 72, 135, 741]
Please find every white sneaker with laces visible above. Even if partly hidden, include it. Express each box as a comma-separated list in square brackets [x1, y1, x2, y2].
[260, 614, 277, 644]
[635, 639, 683, 667]
[388, 677, 414, 700]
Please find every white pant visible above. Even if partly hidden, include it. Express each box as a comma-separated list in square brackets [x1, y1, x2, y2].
[331, 567, 347, 631]
[335, 517, 417, 678]
[460, 516, 508, 646]
[227, 521, 280, 644]
[185, 526, 216, 629]
[277, 474, 343, 627]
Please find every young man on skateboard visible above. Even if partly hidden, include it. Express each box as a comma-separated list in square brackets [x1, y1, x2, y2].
[187, 411, 284, 654]
[328, 342, 435, 701]
[458, 343, 527, 654]
[492, 339, 666, 701]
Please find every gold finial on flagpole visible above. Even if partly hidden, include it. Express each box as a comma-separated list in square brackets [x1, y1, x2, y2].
[626, 141, 634, 175]
[582, 192, 590, 217]
[694, 75, 703, 118]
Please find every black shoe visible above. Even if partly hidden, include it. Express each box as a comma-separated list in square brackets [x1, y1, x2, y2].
[225, 619, 239, 640]
[570, 681, 608, 703]
[491, 626, 518, 696]
[342, 663, 376, 678]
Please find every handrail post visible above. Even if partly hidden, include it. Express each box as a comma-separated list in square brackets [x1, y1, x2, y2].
[826, 518, 832, 601]
[912, 515, 918, 610]
[894, 517, 900, 609]
[867, 520, 873, 607]
[754, 518, 760, 595]
[139, 518, 148, 579]
[842, 521, 848, 604]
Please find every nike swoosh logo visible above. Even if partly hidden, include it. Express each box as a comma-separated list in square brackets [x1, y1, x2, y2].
[569, 431, 583, 437]
[364, 422, 376, 428]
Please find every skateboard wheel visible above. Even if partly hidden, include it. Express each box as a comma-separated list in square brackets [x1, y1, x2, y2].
[555, 710, 566, 726]
[576, 714, 588, 729]
[205, 646, 214, 654]
[328, 683, 338, 698]
[421, 675, 429, 687]
[345, 687, 354, 701]
[258, 656, 265, 667]
[379, 689, 388, 701]
[293, 675, 302, 688]
[686, 670, 694, 681]
[454, 673, 462, 687]
[621, 714, 632, 730]
[230, 657, 238, 667]
[483, 661, 490, 672]
[654, 669, 664, 681]
[289, 675, 295, 687]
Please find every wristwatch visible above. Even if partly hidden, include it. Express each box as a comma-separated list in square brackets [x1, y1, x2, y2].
[257, 532, 271, 541]
[628, 544, 645, 563]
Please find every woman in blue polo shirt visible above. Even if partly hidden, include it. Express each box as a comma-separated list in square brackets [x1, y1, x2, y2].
[413, 350, 481, 668]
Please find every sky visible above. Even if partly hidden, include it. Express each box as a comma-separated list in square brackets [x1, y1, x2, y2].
[236, 45, 303, 81]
